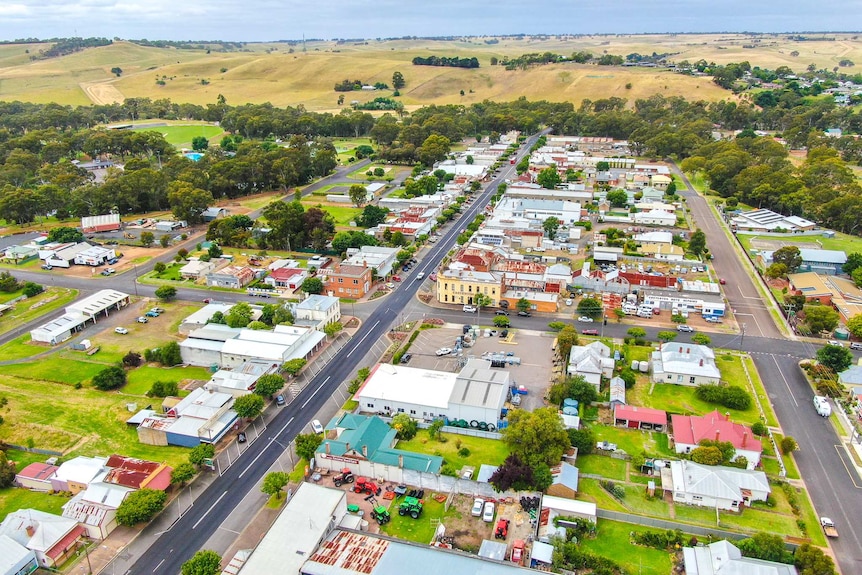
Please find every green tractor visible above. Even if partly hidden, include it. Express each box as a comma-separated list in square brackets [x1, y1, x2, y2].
[398, 496, 424, 519]
[370, 505, 391, 525]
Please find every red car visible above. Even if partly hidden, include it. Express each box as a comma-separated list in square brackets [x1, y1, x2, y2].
[429, 273, 437, 282]
[392, 275, 401, 282]
[719, 278, 726, 285]
[511, 540, 525, 564]
[582, 329, 599, 336]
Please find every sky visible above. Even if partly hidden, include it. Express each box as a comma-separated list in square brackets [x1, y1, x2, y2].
[0, 0, 860, 42]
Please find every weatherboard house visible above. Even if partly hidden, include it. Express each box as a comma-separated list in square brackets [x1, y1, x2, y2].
[671, 411, 762, 469]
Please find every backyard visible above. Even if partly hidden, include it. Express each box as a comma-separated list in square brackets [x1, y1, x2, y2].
[395, 429, 510, 474]
[579, 519, 675, 575]
[380, 497, 460, 544]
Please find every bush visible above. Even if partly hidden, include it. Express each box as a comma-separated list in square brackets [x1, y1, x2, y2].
[391, 413, 417, 440]
[154, 262, 166, 274]
[695, 384, 752, 410]
[780, 436, 798, 454]
[632, 528, 686, 551]
[147, 380, 179, 398]
[189, 444, 215, 466]
[457, 447, 471, 457]
[751, 421, 767, 436]
[92, 365, 127, 390]
[116, 489, 167, 526]
[122, 351, 142, 367]
[22, 282, 44, 297]
[568, 427, 595, 455]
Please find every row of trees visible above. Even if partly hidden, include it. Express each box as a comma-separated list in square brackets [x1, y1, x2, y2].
[411, 56, 479, 68]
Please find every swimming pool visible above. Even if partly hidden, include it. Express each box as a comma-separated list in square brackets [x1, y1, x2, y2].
[184, 152, 204, 161]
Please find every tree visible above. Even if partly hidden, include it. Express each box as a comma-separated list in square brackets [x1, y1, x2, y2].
[111, 66, 123, 77]
[160, 234, 171, 248]
[225, 302, 253, 328]
[417, 134, 451, 166]
[348, 184, 368, 207]
[691, 333, 712, 346]
[567, 427, 595, 455]
[428, 419, 444, 441]
[0, 272, 20, 293]
[123, 351, 142, 367]
[737, 533, 794, 564]
[391, 413, 418, 440]
[155, 285, 177, 302]
[489, 453, 535, 492]
[254, 374, 284, 398]
[301, 277, 324, 295]
[772, 246, 802, 273]
[233, 394, 264, 420]
[765, 263, 788, 279]
[577, 297, 603, 318]
[502, 407, 570, 468]
[542, 216, 561, 238]
[92, 365, 127, 390]
[153, 262, 166, 274]
[666, 180, 677, 195]
[843, 252, 862, 275]
[282, 358, 307, 376]
[295, 432, 324, 461]
[803, 305, 839, 334]
[568, 376, 599, 405]
[606, 189, 628, 208]
[0, 451, 17, 488]
[191, 136, 209, 152]
[208, 244, 222, 258]
[392, 71, 405, 90]
[780, 436, 798, 454]
[141, 231, 155, 247]
[596, 161, 610, 171]
[261, 471, 290, 499]
[323, 321, 344, 338]
[619, 367, 636, 389]
[189, 444, 215, 467]
[22, 282, 43, 297]
[691, 445, 724, 465]
[536, 166, 561, 189]
[147, 380, 178, 397]
[116, 489, 167, 526]
[794, 543, 837, 575]
[627, 327, 646, 343]
[816, 344, 853, 373]
[493, 315, 510, 328]
[170, 463, 196, 486]
[47, 226, 84, 243]
[168, 183, 214, 224]
[516, 298, 531, 313]
[556, 325, 579, 358]
[657, 330, 677, 343]
[181, 550, 222, 575]
[846, 314, 862, 338]
[689, 229, 707, 257]
[158, 341, 182, 366]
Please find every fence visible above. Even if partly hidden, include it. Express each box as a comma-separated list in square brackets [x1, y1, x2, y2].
[5, 444, 62, 456]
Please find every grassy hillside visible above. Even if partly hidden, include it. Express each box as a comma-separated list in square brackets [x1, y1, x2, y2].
[0, 34, 859, 109]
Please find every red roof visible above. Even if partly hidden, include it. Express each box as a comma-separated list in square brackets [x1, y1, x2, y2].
[671, 410, 762, 453]
[614, 405, 667, 426]
[270, 267, 305, 281]
[103, 455, 173, 490]
[46, 525, 86, 560]
[16, 462, 59, 480]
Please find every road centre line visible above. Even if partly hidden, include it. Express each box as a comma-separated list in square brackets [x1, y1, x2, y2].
[192, 490, 228, 529]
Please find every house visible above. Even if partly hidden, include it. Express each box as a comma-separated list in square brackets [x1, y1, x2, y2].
[344, 246, 399, 278]
[2, 245, 38, 264]
[651, 343, 721, 386]
[0, 510, 85, 569]
[73, 245, 116, 266]
[15, 463, 59, 492]
[614, 405, 667, 431]
[634, 231, 673, 244]
[437, 268, 503, 307]
[649, 174, 672, 190]
[203, 360, 279, 397]
[666, 460, 770, 511]
[325, 263, 372, 299]
[201, 207, 228, 222]
[640, 243, 684, 261]
[51, 456, 108, 494]
[81, 213, 121, 233]
[293, 295, 341, 329]
[102, 455, 172, 490]
[760, 248, 847, 276]
[683, 540, 798, 575]
[263, 266, 307, 290]
[316, 414, 443, 482]
[179, 259, 216, 280]
[566, 341, 614, 390]
[219, 325, 326, 369]
[671, 411, 762, 469]
[136, 387, 237, 447]
[0, 534, 38, 575]
[62, 482, 131, 539]
[546, 462, 579, 499]
[838, 365, 862, 399]
[206, 266, 255, 289]
[633, 209, 676, 227]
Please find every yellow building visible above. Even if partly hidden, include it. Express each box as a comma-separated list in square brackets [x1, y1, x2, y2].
[437, 269, 503, 306]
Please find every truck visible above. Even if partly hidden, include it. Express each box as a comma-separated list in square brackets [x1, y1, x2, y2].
[596, 441, 618, 452]
[820, 517, 838, 538]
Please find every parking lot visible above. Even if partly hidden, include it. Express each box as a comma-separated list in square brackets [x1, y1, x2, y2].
[405, 324, 556, 412]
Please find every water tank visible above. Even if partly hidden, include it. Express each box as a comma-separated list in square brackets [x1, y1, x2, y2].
[834, 328, 850, 341]
[631, 360, 639, 370]
[638, 361, 649, 373]
[563, 398, 578, 408]
[562, 406, 578, 415]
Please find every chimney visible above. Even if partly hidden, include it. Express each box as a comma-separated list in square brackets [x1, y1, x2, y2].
[725, 412, 730, 421]
[678, 346, 683, 353]
[325, 442, 331, 455]
[715, 430, 720, 442]
[362, 445, 368, 457]
[398, 454, 404, 468]
[25, 525, 35, 538]
[686, 348, 690, 354]
[742, 432, 748, 447]
[345, 442, 350, 453]
[699, 359, 703, 366]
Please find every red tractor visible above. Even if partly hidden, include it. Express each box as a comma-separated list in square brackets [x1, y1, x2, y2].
[353, 476, 381, 496]
[333, 468, 355, 487]
[494, 518, 510, 540]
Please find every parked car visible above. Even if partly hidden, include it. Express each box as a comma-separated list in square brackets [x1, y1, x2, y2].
[150, 307, 165, 313]
[392, 275, 401, 282]
[827, 340, 843, 347]
[145, 311, 160, 318]
[704, 316, 722, 323]
[495, 310, 509, 316]
[462, 305, 477, 313]
[677, 325, 694, 333]
[436, 347, 453, 356]
[581, 329, 598, 336]
[565, 299, 573, 306]
[719, 278, 726, 285]
[136, 317, 148, 323]
[311, 419, 324, 434]
[100, 270, 112, 276]
[416, 272, 425, 280]
[577, 316, 594, 323]
[237, 432, 247, 444]
[850, 342, 862, 351]
[41, 264, 53, 270]
[399, 353, 412, 364]
[482, 501, 496, 522]
[517, 310, 532, 317]
[471, 498, 485, 517]
[275, 395, 286, 406]
[114, 327, 128, 334]
[385, 282, 395, 289]
[429, 273, 437, 281]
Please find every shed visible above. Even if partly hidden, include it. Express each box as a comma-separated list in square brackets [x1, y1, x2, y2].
[478, 539, 508, 562]
[546, 462, 579, 499]
[530, 541, 554, 565]
[614, 404, 667, 431]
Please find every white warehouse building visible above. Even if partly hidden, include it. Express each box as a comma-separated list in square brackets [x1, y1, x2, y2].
[356, 359, 510, 426]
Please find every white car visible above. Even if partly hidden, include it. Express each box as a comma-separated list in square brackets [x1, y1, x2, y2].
[385, 282, 395, 289]
[416, 272, 425, 280]
[310, 419, 324, 434]
[482, 501, 495, 522]
[827, 340, 843, 347]
[677, 325, 694, 332]
[565, 299, 573, 306]
[577, 316, 594, 323]
[114, 327, 128, 335]
[471, 498, 485, 517]
[436, 347, 453, 356]
[462, 305, 477, 313]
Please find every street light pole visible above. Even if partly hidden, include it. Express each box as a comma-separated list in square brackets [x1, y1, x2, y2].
[741, 323, 746, 347]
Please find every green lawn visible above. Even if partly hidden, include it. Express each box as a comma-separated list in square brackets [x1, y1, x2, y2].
[124, 365, 211, 396]
[0, 334, 47, 361]
[0, 487, 71, 524]
[346, 164, 392, 180]
[396, 429, 509, 470]
[623, 344, 653, 362]
[152, 262, 185, 281]
[133, 124, 224, 149]
[773, 433, 801, 480]
[380, 497, 461, 544]
[576, 455, 627, 480]
[0, 357, 111, 385]
[795, 484, 828, 546]
[737, 231, 862, 257]
[621, 485, 671, 516]
[580, 519, 674, 575]
[577, 478, 627, 512]
[590, 425, 673, 458]
[0, 287, 79, 337]
[297, 203, 362, 227]
[719, 506, 802, 535]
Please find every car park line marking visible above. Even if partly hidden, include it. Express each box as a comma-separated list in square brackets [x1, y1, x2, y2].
[153, 559, 165, 572]
[192, 490, 228, 529]
[833, 445, 862, 488]
[345, 320, 380, 358]
[771, 356, 799, 408]
[302, 376, 331, 408]
[238, 417, 294, 479]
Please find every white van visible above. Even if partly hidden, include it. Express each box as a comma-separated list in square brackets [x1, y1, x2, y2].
[813, 395, 832, 417]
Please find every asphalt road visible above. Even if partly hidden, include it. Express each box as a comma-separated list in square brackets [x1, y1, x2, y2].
[120, 136, 543, 575]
